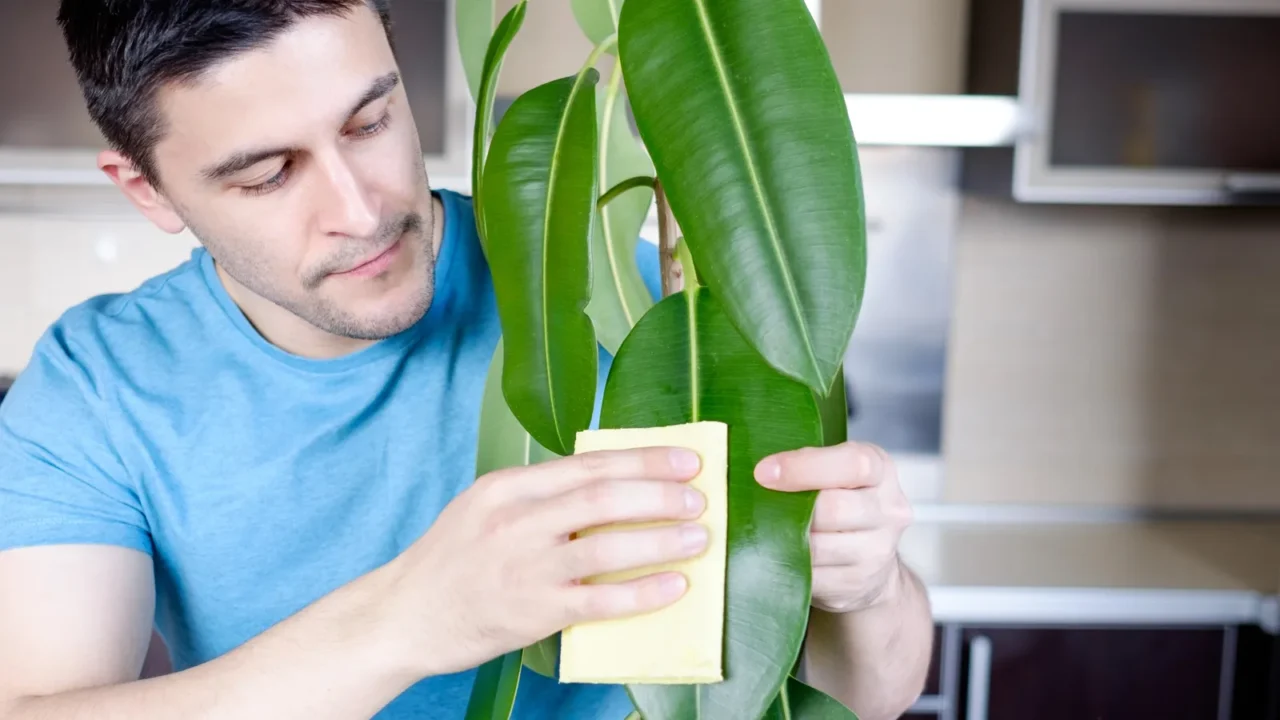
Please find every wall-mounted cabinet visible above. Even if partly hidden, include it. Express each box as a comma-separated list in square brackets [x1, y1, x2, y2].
[0, 0, 471, 195]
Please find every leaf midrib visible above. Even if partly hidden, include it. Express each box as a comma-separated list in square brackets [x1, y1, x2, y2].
[687, 292, 700, 422]
[688, 0, 824, 385]
[542, 81, 587, 451]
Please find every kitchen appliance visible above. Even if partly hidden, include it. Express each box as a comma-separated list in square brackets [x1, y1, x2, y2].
[1015, 0, 1280, 205]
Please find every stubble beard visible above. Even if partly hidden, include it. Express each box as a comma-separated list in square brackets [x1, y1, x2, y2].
[297, 210, 436, 341]
[187, 205, 438, 342]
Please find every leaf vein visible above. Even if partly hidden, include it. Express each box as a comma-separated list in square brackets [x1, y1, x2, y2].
[688, 0, 824, 385]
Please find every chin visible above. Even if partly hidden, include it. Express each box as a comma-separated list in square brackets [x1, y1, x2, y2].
[298, 232, 438, 340]
[344, 292, 434, 340]
[300, 275, 435, 341]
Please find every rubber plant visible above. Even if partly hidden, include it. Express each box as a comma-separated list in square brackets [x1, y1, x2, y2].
[456, 0, 867, 718]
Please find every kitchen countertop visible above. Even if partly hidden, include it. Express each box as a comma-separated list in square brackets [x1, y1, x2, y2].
[897, 516, 1280, 631]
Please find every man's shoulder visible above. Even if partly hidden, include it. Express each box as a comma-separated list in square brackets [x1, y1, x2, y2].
[15, 250, 211, 402]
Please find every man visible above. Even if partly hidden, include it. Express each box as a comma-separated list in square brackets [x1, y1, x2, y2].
[0, 1, 933, 718]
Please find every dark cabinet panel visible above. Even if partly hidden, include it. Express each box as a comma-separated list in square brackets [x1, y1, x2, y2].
[923, 624, 943, 696]
[0, 1, 449, 155]
[959, 626, 1225, 720]
[1230, 625, 1280, 720]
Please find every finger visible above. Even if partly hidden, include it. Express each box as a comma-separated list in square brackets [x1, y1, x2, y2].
[563, 571, 689, 624]
[493, 445, 703, 500]
[554, 523, 710, 581]
[810, 530, 875, 567]
[536, 478, 707, 537]
[811, 488, 882, 532]
[755, 442, 888, 492]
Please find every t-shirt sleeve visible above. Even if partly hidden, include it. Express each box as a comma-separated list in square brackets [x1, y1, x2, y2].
[0, 329, 151, 555]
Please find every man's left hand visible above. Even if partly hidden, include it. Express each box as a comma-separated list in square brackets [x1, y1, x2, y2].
[754, 441, 913, 614]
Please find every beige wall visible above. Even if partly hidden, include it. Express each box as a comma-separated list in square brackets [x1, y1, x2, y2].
[823, 0, 972, 95]
[495, 0, 603, 96]
[942, 198, 1280, 511]
[492, 0, 975, 96]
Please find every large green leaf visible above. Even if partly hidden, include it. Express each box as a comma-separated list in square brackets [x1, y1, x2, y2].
[475, 339, 562, 679]
[763, 677, 860, 719]
[521, 632, 559, 678]
[475, 339, 559, 476]
[618, 0, 867, 395]
[472, 0, 527, 252]
[584, 69, 655, 355]
[600, 289, 823, 720]
[571, 0, 622, 48]
[456, 0, 494, 102]
[482, 69, 601, 456]
[463, 650, 522, 720]
[466, 343, 540, 718]
[816, 367, 848, 448]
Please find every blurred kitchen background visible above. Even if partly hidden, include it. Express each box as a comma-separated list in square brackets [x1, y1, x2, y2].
[3, 0, 1280, 717]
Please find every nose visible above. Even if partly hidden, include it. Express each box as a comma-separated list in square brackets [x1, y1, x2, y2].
[315, 151, 380, 239]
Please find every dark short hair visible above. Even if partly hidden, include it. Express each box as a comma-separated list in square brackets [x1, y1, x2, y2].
[57, 0, 394, 186]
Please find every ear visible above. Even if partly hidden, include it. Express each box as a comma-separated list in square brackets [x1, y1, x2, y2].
[98, 150, 187, 234]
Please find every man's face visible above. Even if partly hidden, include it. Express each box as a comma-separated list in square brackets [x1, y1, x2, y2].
[148, 6, 435, 341]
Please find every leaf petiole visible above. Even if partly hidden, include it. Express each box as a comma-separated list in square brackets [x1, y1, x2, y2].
[597, 175, 656, 210]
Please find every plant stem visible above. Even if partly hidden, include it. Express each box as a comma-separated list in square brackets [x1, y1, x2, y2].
[598, 175, 656, 210]
[580, 33, 619, 76]
[655, 180, 682, 297]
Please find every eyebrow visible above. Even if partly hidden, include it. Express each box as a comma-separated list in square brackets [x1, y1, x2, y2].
[199, 71, 402, 183]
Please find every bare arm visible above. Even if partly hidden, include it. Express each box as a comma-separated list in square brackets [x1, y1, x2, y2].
[0, 544, 416, 720]
[802, 557, 934, 720]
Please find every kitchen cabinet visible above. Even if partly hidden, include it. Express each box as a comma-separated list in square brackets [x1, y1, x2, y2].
[0, 0, 463, 188]
[901, 622, 1277, 720]
[957, 626, 1225, 719]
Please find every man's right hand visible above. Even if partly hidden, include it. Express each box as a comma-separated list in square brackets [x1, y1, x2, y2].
[0, 446, 709, 720]
[383, 446, 711, 677]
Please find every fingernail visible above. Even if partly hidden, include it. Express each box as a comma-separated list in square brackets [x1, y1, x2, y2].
[670, 449, 701, 475]
[682, 523, 709, 553]
[756, 458, 781, 486]
[684, 488, 706, 516]
[661, 572, 688, 597]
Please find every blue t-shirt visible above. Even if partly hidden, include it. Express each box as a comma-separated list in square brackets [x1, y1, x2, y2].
[0, 188, 659, 719]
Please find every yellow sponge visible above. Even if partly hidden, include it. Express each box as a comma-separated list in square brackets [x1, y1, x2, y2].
[558, 420, 728, 685]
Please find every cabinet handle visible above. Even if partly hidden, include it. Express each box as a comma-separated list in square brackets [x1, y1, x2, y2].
[966, 635, 993, 720]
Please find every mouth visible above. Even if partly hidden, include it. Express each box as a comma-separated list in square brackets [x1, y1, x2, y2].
[332, 237, 403, 279]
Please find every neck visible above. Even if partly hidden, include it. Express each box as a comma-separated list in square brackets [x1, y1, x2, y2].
[216, 193, 445, 360]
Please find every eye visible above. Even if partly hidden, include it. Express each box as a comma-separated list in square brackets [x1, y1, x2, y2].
[241, 161, 291, 196]
[350, 111, 391, 139]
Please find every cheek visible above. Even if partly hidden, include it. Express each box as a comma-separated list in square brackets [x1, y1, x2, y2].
[362, 120, 427, 203]
[195, 199, 311, 285]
